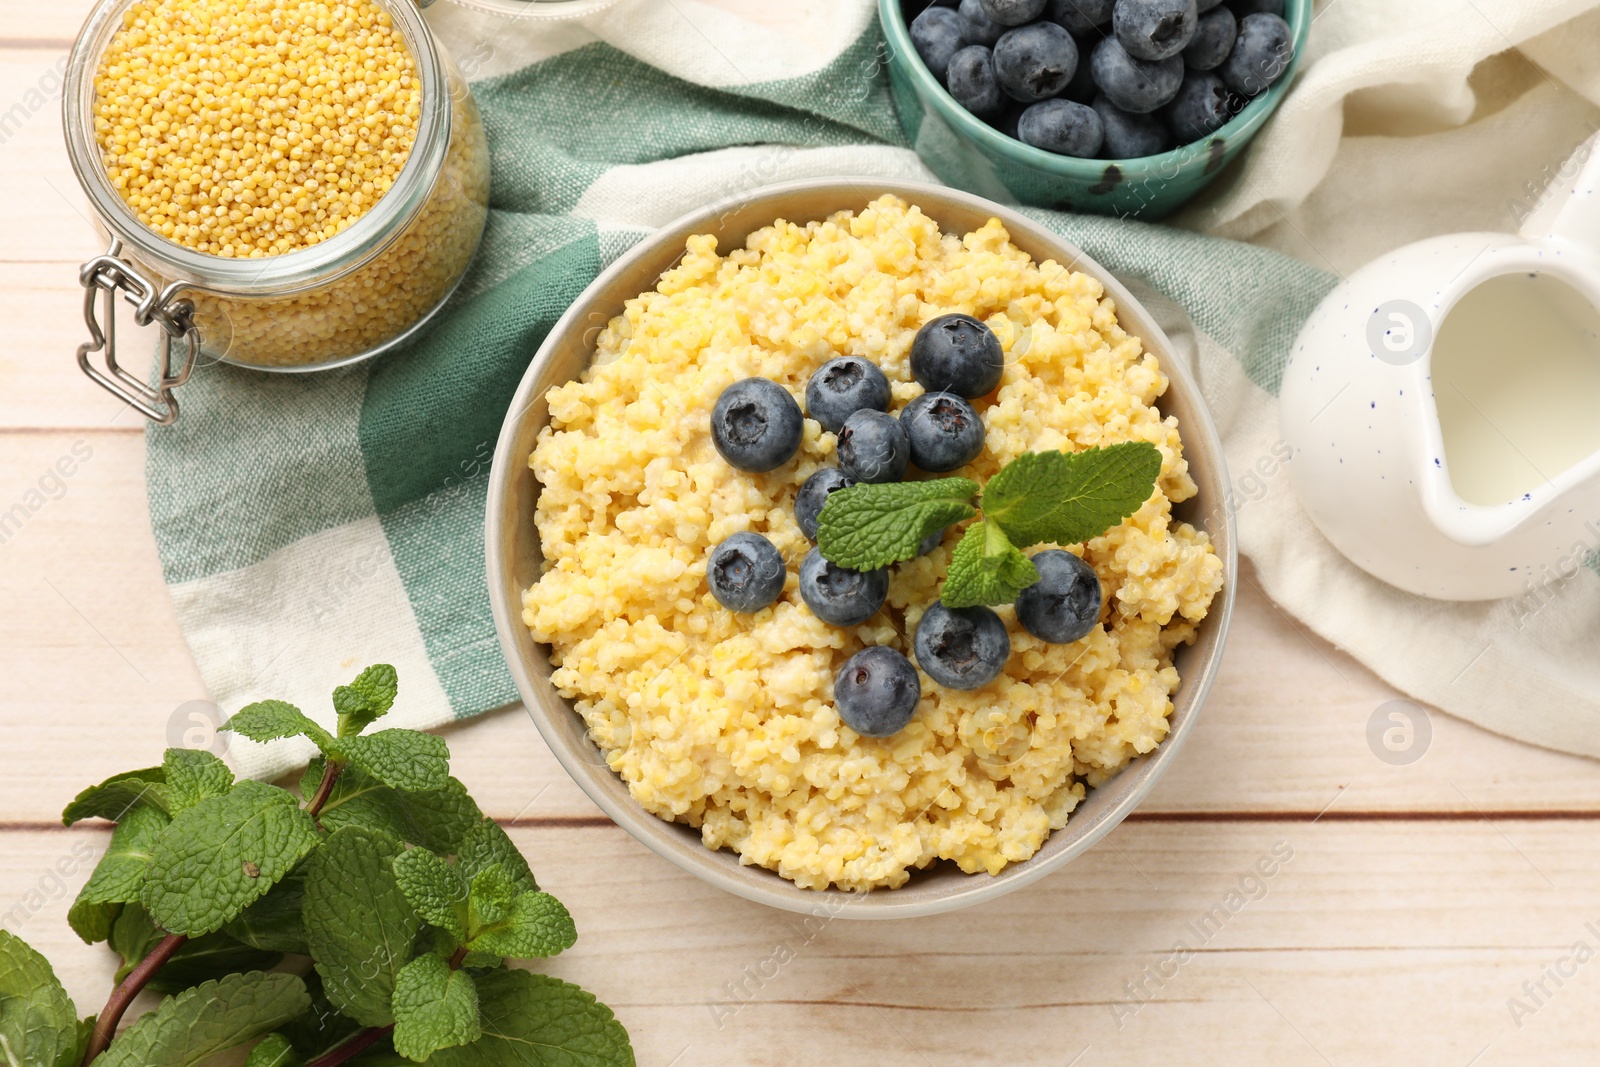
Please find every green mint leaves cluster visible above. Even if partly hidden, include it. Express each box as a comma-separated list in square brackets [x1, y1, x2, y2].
[817, 442, 1163, 608]
[6, 665, 634, 1067]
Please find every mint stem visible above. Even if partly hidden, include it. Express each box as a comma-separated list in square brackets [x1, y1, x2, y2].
[448, 945, 469, 970]
[304, 1024, 394, 1067]
[81, 932, 188, 1065]
[305, 759, 345, 821]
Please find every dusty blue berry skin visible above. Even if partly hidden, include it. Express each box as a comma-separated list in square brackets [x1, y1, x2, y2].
[1019, 98, 1105, 157]
[1113, 0, 1198, 61]
[1166, 69, 1238, 141]
[901, 391, 987, 472]
[910, 6, 967, 83]
[1047, 0, 1113, 33]
[914, 602, 1011, 690]
[910, 314, 1005, 398]
[1219, 12, 1293, 95]
[1183, 5, 1236, 69]
[795, 467, 855, 542]
[707, 533, 787, 613]
[958, 0, 1006, 45]
[711, 378, 803, 472]
[947, 45, 1006, 121]
[994, 22, 1079, 103]
[833, 646, 922, 738]
[1060, 36, 1101, 102]
[980, 0, 1048, 24]
[836, 409, 909, 484]
[1093, 94, 1172, 157]
[799, 548, 889, 627]
[1015, 549, 1103, 643]
[805, 356, 891, 435]
[1090, 36, 1184, 113]
[918, 526, 950, 557]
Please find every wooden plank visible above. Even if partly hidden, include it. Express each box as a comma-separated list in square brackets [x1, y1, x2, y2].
[12, 821, 1600, 1064]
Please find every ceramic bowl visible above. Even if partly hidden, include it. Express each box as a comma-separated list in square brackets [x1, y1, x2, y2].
[879, 0, 1311, 219]
[485, 178, 1237, 918]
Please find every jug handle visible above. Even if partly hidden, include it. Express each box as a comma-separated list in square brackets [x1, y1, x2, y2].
[1519, 132, 1600, 253]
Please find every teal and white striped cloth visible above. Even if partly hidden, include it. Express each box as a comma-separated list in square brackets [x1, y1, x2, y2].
[147, 0, 1600, 780]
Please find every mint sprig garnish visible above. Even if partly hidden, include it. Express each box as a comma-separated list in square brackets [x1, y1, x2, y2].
[30, 665, 635, 1067]
[816, 442, 1163, 608]
[815, 477, 979, 569]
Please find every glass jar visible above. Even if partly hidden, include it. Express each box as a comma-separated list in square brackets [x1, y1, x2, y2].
[64, 0, 491, 423]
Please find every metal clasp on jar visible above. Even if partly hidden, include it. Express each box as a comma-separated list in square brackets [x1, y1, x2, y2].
[75, 239, 202, 425]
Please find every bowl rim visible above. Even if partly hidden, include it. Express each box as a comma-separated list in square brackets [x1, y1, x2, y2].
[877, 0, 1313, 177]
[486, 177, 1238, 918]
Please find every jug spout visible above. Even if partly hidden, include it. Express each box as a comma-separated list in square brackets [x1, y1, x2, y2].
[1521, 132, 1600, 254]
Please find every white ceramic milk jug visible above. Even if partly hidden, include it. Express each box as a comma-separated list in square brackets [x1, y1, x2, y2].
[1281, 137, 1600, 601]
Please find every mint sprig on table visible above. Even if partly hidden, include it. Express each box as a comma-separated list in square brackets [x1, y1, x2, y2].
[817, 442, 1163, 609]
[5, 666, 634, 1067]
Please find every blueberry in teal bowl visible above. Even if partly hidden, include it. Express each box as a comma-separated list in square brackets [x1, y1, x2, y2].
[881, 0, 1311, 218]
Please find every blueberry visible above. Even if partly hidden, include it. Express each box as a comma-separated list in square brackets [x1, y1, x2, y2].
[947, 46, 1006, 121]
[836, 409, 909, 484]
[1182, 5, 1235, 69]
[1227, 0, 1282, 14]
[711, 378, 803, 472]
[833, 646, 922, 738]
[1061, 38, 1101, 103]
[1165, 69, 1239, 142]
[913, 602, 1011, 690]
[1197, 0, 1224, 8]
[795, 467, 856, 541]
[910, 6, 967, 84]
[1093, 94, 1172, 158]
[707, 533, 786, 613]
[1014, 549, 1102, 643]
[1090, 36, 1183, 113]
[910, 313, 1005, 398]
[1046, 0, 1113, 34]
[1219, 12, 1293, 95]
[805, 356, 890, 435]
[992, 100, 1026, 139]
[917, 526, 950, 556]
[958, 0, 1006, 46]
[901, 391, 986, 472]
[978, 0, 1047, 25]
[799, 548, 889, 627]
[1019, 98, 1104, 157]
[993, 22, 1079, 103]
[1113, 0, 1197, 61]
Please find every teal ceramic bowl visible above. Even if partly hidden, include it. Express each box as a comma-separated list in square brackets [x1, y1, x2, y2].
[879, 0, 1311, 219]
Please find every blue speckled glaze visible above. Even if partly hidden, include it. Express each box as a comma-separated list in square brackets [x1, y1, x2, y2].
[879, 0, 1312, 218]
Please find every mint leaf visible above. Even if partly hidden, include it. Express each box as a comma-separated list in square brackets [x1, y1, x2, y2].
[391, 848, 468, 942]
[141, 780, 320, 937]
[62, 767, 166, 824]
[816, 478, 979, 571]
[941, 521, 1040, 609]
[159, 749, 236, 815]
[466, 866, 516, 931]
[303, 827, 420, 1028]
[982, 443, 1162, 549]
[243, 1033, 297, 1067]
[96, 971, 308, 1067]
[424, 970, 634, 1067]
[223, 874, 309, 955]
[467, 891, 576, 960]
[304, 761, 482, 853]
[456, 819, 538, 895]
[68, 802, 170, 943]
[331, 730, 449, 793]
[109, 906, 278, 994]
[391, 954, 480, 1062]
[226, 700, 333, 750]
[0, 929, 82, 1067]
[334, 664, 399, 737]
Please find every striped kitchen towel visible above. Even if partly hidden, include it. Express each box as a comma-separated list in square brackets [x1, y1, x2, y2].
[146, 0, 1600, 781]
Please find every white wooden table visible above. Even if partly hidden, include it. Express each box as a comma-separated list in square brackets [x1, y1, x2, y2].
[6, 3, 1600, 1064]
